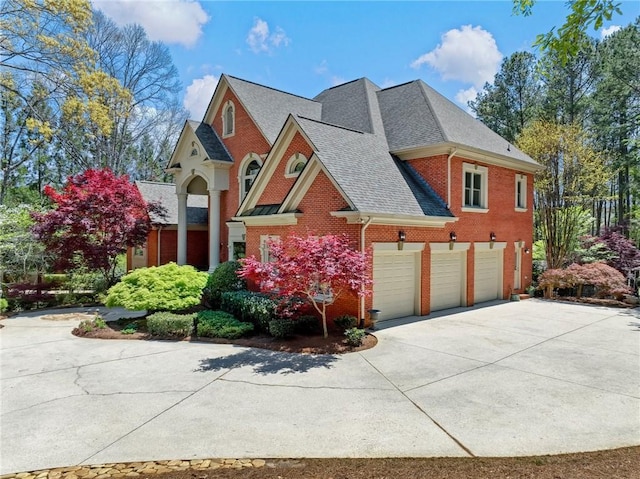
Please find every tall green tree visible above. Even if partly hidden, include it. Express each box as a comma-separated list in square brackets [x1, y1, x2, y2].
[592, 20, 640, 232]
[513, 0, 623, 63]
[518, 120, 610, 269]
[470, 52, 541, 143]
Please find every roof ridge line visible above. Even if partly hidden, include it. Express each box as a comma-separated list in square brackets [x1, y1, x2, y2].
[417, 80, 448, 143]
[226, 74, 319, 103]
[297, 115, 366, 135]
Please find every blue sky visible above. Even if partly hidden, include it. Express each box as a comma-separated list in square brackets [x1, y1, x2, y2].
[92, 1, 639, 120]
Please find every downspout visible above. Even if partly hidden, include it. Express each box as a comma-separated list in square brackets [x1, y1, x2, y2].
[447, 148, 457, 208]
[359, 216, 373, 325]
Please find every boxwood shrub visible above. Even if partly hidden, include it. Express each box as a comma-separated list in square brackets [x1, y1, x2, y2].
[147, 312, 195, 338]
[268, 318, 295, 339]
[334, 314, 358, 331]
[196, 310, 254, 339]
[220, 291, 277, 332]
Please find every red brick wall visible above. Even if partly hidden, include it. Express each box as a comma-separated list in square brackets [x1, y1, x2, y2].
[211, 87, 272, 262]
[257, 131, 314, 206]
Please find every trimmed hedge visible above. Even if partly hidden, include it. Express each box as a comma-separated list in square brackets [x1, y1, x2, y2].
[147, 312, 195, 338]
[334, 314, 358, 331]
[294, 315, 321, 335]
[220, 291, 277, 332]
[268, 318, 295, 339]
[196, 310, 254, 339]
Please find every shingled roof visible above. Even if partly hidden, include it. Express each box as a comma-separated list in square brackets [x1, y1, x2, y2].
[225, 75, 322, 144]
[296, 116, 440, 217]
[187, 121, 233, 163]
[378, 80, 535, 164]
[135, 181, 208, 225]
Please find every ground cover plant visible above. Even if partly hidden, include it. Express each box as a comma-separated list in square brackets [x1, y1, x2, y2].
[196, 310, 254, 339]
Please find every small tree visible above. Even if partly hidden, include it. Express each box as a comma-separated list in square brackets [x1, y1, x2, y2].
[31, 168, 153, 286]
[239, 234, 372, 338]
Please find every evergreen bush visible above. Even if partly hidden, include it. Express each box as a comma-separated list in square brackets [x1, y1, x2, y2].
[146, 312, 195, 338]
[106, 263, 208, 311]
[202, 261, 246, 309]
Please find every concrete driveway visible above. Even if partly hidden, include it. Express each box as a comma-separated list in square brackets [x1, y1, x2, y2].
[1, 300, 639, 474]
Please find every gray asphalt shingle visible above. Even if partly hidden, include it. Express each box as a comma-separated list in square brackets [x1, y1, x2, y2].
[225, 75, 322, 144]
[135, 181, 208, 225]
[187, 121, 233, 163]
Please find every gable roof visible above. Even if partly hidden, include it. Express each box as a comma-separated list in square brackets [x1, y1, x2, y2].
[295, 116, 444, 217]
[187, 120, 233, 163]
[378, 80, 535, 165]
[135, 181, 208, 225]
[225, 75, 322, 144]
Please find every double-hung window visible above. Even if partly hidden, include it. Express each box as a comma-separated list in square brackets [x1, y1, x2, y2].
[462, 163, 488, 212]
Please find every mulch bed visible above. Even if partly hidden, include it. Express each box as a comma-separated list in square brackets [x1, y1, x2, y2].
[72, 316, 377, 355]
[548, 297, 637, 308]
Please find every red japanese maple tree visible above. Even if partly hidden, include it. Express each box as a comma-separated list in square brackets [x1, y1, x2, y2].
[32, 169, 153, 286]
[239, 234, 372, 338]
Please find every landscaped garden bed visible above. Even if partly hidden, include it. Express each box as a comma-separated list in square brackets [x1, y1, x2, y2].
[71, 313, 377, 355]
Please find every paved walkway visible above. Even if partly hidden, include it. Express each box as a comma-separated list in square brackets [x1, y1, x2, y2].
[1, 301, 639, 474]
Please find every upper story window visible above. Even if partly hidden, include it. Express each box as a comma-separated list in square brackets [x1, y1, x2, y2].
[515, 174, 527, 211]
[222, 101, 235, 137]
[462, 163, 488, 213]
[285, 153, 308, 178]
[239, 153, 262, 202]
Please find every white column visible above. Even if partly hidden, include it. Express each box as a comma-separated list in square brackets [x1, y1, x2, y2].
[208, 189, 221, 273]
[177, 193, 188, 265]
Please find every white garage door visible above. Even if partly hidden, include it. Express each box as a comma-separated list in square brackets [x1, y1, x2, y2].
[372, 252, 417, 321]
[430, 251, 464, 311]
[474, 250, 501, 303]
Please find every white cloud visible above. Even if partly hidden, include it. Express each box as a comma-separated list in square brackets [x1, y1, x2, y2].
[380, 78, 397, 89]
[183, 74, 218, 120]
[314, 60, 329, 75]
[331, 76, 346, 86]
[92, 0, 210, 48]
[246, 17, 291, 54]
[601, 25, 621, 38]
[455, 86, 478, 113]
[411, 25, 502, 88]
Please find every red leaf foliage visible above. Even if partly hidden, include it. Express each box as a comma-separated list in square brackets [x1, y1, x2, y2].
[539, 262, 631, 299]
[31, 169, 152, 285]
[239, 234, 372, 337]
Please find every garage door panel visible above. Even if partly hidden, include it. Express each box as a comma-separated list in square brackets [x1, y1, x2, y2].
[474, 250, 501, 303]
[373, 252, 417, 320]
[431, 251, 464, 312]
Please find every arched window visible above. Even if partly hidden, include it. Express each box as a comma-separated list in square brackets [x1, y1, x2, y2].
[285, 153, 308, 178]
[240, 154, 262, 201]
[222, 101, 235, 137]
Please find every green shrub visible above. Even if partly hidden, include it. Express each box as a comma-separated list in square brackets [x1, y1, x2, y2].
[268, 318, 295, 339]
[344, 327, 366, 347]
[0, 298, 7, 313]
[147, 311, 195, 338]
[221, 291, 278, 332]
[121, 322, 138, 334]
[294, 315, 321, 335]
[196, 310, 254, 339]
[334, 314, 358, 331]
[202, 261, 246, 309]
[106, 263, 208, 312]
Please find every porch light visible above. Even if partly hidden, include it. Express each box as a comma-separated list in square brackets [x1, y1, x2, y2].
[490, 232, 496, 249]
[397, 230, 406, 250]
[449, 231, 457, 250]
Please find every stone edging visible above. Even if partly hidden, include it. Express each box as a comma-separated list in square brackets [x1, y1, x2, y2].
[1, 459, 271, 479]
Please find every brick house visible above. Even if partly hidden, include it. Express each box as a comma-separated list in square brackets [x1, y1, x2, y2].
[164, 74, 541, 323]
[126, 181, 209, 271]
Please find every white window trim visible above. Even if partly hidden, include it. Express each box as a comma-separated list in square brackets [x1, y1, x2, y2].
[222, 100, 235, 138]
[260, 235, 280, 263]
[284, 152, 308, 178]
[461, 163, 488, 213]
[515, 174, 527, 212]
[238, 153, 263, 203]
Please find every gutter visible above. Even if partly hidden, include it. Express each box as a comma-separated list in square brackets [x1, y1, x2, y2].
[359, 216, 373, 324]
[447, 147, 457, 208]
